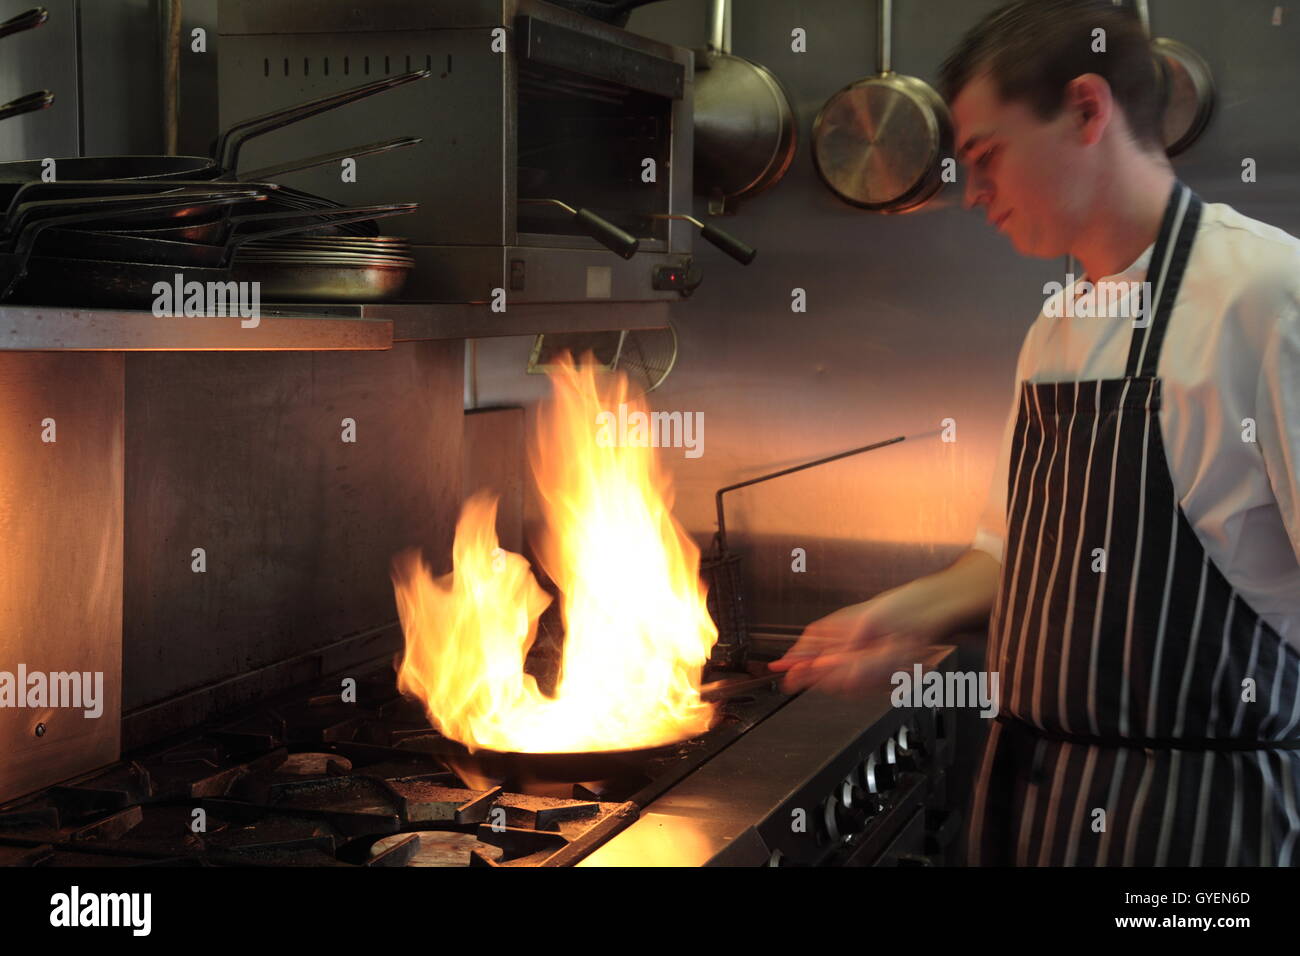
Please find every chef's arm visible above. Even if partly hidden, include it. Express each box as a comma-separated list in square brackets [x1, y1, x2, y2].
[913, 547, 1001, 636]
[771, 548, 999, 688]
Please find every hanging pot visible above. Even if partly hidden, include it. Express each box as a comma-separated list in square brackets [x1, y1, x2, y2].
[1134, 0, 1214, 156]
[693, 0, 798, 215]
[811, 0, 952, 213]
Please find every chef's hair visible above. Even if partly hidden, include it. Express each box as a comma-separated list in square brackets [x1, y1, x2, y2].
[939, 0, 1164, 151]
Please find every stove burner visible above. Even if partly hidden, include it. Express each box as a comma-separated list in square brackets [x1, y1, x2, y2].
[0, 661, 789, 867]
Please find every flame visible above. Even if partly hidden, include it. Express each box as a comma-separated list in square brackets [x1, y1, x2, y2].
[392, 355, 717, 753]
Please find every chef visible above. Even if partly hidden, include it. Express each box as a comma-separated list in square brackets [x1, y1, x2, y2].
[772, 0, 1300, 865]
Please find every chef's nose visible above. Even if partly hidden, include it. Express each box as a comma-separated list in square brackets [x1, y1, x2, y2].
[963, 172, 989, 211]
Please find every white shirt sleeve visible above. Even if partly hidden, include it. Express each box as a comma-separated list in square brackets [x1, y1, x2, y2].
[971, 323, 1039, 566]
[1253, 271, 1300, 565]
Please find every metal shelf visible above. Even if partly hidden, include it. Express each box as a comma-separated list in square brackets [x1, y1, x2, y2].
[0, 301, 676, 351]
[0, 304, 392, 351]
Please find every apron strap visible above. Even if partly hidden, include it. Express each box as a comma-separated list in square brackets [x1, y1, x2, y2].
[1124, 180, 1203, 379]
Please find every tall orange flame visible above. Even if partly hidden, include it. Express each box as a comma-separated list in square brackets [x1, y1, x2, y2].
[392, 355, 716, 753]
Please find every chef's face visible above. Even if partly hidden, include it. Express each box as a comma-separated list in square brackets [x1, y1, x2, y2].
[951, 71, 1093, 259]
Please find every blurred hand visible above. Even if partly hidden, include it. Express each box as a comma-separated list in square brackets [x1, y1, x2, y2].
[769, 584, 948, 696]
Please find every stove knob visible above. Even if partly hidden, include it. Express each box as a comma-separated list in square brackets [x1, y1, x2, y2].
[834, 777, 871, 832]
[896, 724, 925, 771]
[820, 794, 843, 844]
[862, 751, 896, 794]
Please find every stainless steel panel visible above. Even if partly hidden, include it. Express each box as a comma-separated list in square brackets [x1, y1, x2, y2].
[402, 245, 691, 303]
[218, 27, 509, 247]
[0, 305, 392, 351]
[0, 0, 79, 162]
[0, 352, 123, 803]
[121, 340, 464, 728]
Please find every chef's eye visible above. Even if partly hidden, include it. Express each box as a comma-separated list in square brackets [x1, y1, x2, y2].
[976, 146, 998, 169]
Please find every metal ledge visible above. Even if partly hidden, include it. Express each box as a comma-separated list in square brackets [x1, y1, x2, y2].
[0, 304, 393, 351]
[0, 301, 675, 351]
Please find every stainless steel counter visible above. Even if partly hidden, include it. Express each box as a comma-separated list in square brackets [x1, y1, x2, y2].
[0, 301, 673, 351]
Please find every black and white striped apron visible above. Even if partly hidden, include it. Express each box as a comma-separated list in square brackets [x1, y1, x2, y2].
[967, 181, 1300, 866]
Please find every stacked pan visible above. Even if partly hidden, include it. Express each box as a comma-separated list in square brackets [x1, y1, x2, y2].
[233, 235, 415, 304]
[0, 70, 430, 308]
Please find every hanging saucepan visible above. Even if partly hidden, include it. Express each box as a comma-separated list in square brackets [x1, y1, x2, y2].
[0, 7, 48, 40]
[812, 0, 952, 212]
[693, 0, 798, 214]
[0, 70, 430, 185]
[1132, 0, 1214, 156]
[0, 91, 54, 123]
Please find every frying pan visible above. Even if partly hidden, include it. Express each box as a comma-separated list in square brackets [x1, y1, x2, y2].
[0, 180, 271, 238]
[419, 736, 699, 790]
[0, 191, 250, 299]
[0, 7, 47, 40]
[0, 135, 419, 242]
[0, 90, 54, 123]
[693, 0, 797, 214]
[231, 255, 415, 304]
[1132, 0, 1214, 156]
[81, 136, 422, 235]
[6, 204, 417, 307]
[812, 0, 953, 212]
[0, 70, 430, 184]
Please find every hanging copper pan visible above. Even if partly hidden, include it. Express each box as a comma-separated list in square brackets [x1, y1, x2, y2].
[812, 0, 952, 213]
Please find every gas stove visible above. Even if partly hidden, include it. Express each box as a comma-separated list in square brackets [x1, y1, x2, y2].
[0, 647, 958, 867]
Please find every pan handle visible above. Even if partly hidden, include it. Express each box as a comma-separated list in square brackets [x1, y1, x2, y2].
[520, 198, 639, 258]
[6, 188, 262, 241]
[648, 213, 756, 265]
[236, 136, 422, 183]
[223, 202, 418, 262]
[708, 0, 730, 54]
[878, 0, 892, 74]
[699, 223, 756, 265]
[0, 90, 54, 122]
[214, 70, 432, 174]
[0, 7, 49, 40]
[2, 181, 269, 235]
[8, 193, 258, 259]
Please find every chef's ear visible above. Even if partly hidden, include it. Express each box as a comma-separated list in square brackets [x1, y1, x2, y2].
[1064, 73, 1114, 147]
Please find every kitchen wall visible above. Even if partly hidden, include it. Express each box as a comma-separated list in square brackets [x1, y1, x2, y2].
[0, 0, 163, 159]
[472, 0, 1300, 630]
[2, 0, 1296, 753]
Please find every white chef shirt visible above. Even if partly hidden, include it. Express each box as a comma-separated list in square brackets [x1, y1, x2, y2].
[972, 199, 1300, 651]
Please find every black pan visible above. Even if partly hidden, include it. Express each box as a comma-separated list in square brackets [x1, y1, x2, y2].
[0, 135, 419, 242]
[430, 738, 695, 790]
[0, 180, 271, 237]
[8, 204, 417, 308]
[0, 192, 250, 299]
[36, 203, 412, 269]
[0, 70, 429, 185]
